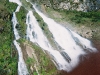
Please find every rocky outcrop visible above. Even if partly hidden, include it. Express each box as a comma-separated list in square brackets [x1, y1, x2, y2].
[58, 0, 100, 12]
[36, 0, 100, 12]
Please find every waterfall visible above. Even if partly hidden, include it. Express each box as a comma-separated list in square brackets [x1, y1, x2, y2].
[26, 10, 72, 71]
[9, 0, 29, 75]
[12, 6, 29, 75]
[26, 11, 52, 50]
[27, 4, 97, 72]
[25, 6, 97, 72]
[9, 0, 98, 73]
[9, 0, 22, 6]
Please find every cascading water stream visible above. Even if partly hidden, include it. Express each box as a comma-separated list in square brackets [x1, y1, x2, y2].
[26, 11, 73, 71]
[9, 0, 98, 73]
[9, 0, 29, 75]
[12, 7, 29, 75]
[26, 11, 52, 50]
[33, 5, 97, 53]
[9, 0, 22, 6]
[26, 4, 97, 72]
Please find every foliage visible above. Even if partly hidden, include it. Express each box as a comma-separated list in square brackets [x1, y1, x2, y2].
[5, 0, 17, 14]
[26, 57, 35, 73]
[57, 10, 100, 24]
[16, 6, 27, 38]
[31, 43, 58, 75]
[80, 11, 100, 22]
[45, 6, 100, 28]
[18, 39, 58, 75]
[0, 0, 18, 75]
[21, 0, 32, 9]
[17, 38, 26, 43]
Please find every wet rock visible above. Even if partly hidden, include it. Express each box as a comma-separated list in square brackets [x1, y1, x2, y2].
[86, 32, 90, 34]
[16, 24, 20, 29]
[0, 27, 4, 33]
[92, 30, 96, 32]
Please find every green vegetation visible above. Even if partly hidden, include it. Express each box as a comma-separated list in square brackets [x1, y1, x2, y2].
[17, 38, 26, 43]
[32, 44, 57, 75]
[5, 0, 18, 14]
[18, 39, 59, 75]
[26, 57, 35, 74]
[45, 6, 100, 26]
[21, 0, 33, 10]
[16, 6, 27, 38]
[27, 41, 58, 75]
[66, 10, 100, 24]
[0, 0, 18, 75]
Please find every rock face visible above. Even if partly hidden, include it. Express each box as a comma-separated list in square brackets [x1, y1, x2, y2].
[36, 0, 100, 12]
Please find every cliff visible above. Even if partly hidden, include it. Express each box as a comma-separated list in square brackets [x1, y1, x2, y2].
[34, 0, 100, 12]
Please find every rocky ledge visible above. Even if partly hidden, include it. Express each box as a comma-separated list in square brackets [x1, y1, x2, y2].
[35, 0, 100, 12]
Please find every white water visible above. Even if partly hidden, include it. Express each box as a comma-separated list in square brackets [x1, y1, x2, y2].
[9, 0, 29, 74]
[9, 0, 97, 73]
[26, 4, 97, 72]
[9, 0, 22, 5]
[13, 40, 29, 75]
[26, 11, 52, 50]
[26, 11, 73, 71]
[12, 10, 20, 40]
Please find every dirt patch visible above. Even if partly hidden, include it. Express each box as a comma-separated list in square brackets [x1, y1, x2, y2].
[20, 42, 35, 59]
[24, 43, 33, 58]
[20, 42, 36, 74]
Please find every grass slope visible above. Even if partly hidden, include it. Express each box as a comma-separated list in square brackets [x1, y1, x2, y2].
[0, 0, 18, 75]
[18, 39, 61, 75]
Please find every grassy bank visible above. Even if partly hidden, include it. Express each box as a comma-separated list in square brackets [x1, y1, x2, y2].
[0, 0, 18, 75]
[18, 39, 60, 75]
[16, 6, 27, 38]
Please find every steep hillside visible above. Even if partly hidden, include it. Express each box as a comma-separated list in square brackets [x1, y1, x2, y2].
[0, 0, 18, 75]
[0, 0, 100, 75]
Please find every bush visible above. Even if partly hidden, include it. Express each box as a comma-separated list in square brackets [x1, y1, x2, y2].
[16, 6, 27, 38]
[0, 0, 18, 75]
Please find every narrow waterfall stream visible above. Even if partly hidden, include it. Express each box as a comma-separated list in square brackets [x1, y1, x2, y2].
[9, 0, 29, 75]
[12, 7, 29, 75]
